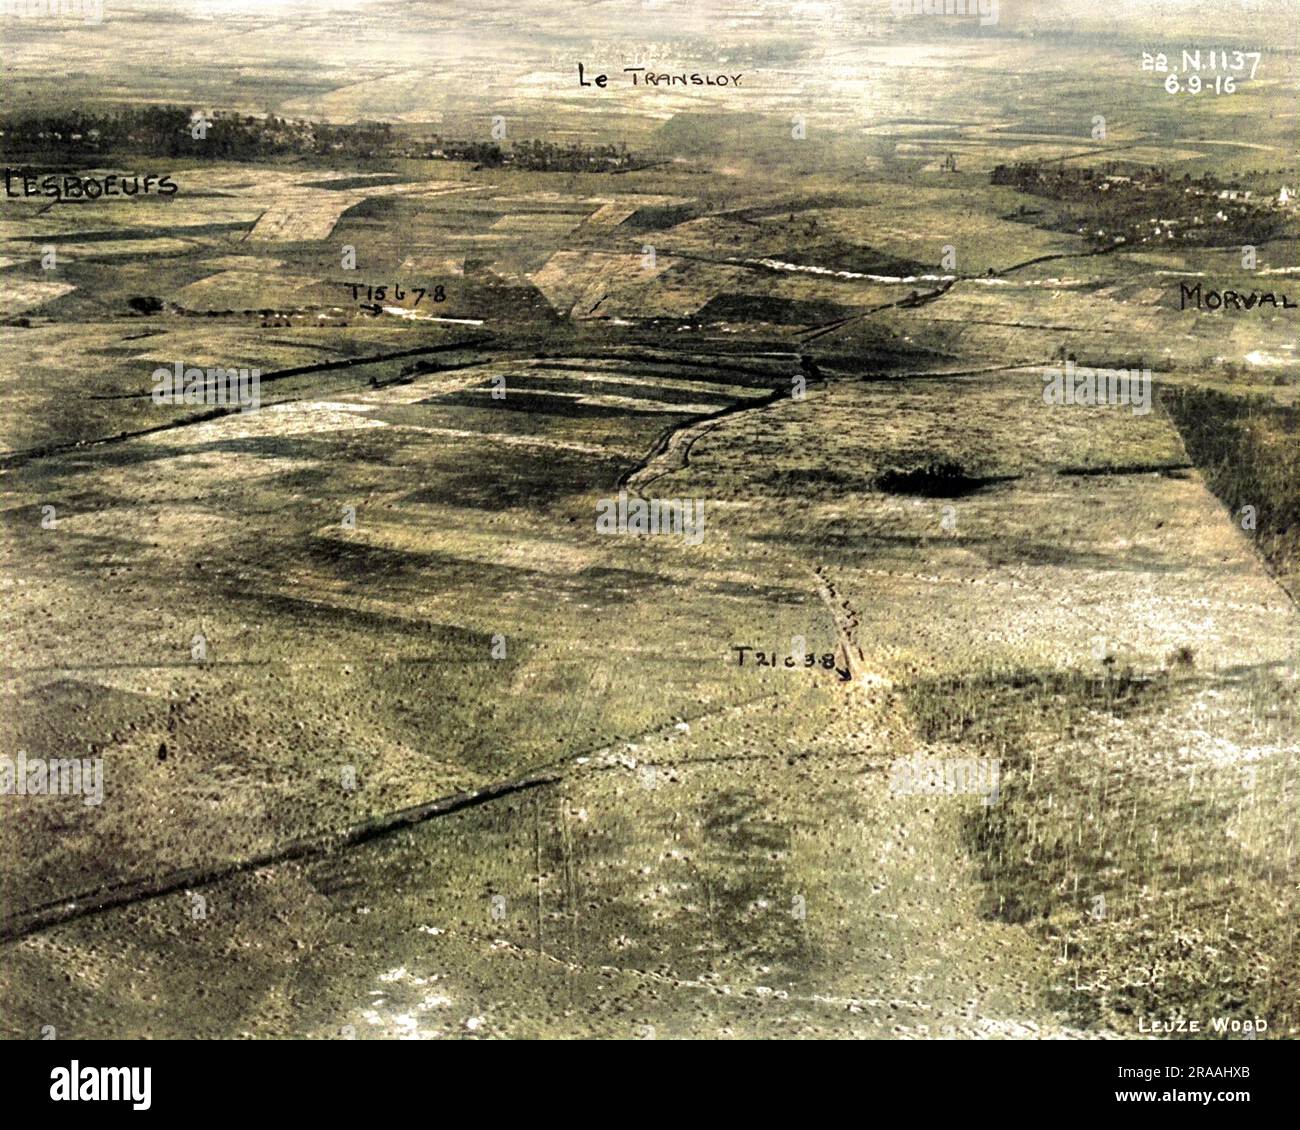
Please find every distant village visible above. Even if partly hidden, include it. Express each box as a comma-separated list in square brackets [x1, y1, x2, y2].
[990, 160, 1294, 248]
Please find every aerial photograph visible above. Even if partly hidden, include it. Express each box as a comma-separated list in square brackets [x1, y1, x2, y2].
[0, 0, 1296, 1067]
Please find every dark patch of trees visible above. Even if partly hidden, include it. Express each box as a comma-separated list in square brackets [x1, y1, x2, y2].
[0, 106, 640, 172]
[1, 107, 394, 161]
[416, 136, 634, 172]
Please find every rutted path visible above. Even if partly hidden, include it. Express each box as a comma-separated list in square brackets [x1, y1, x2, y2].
[617, 381, 790, 497]
[812, 565, 870, 684]
[611, 235, 1128, 510]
